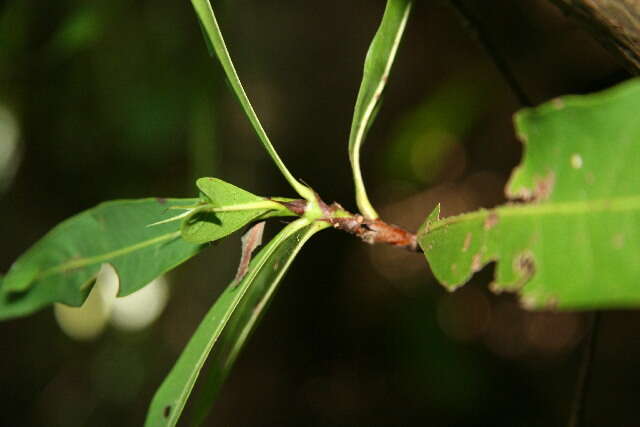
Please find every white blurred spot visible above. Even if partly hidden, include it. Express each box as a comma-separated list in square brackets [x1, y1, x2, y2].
[54, 264, 118, 341]
[110, 275, 169, 332]
[0, 104, 21, 193]
[54, 264, 169, 339]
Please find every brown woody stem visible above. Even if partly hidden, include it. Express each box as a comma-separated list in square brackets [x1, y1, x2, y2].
[277, 198, 419, 252]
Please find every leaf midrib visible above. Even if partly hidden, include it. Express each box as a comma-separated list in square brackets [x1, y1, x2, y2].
[39, 231, 182, 279]
[429, 194, 640, 231]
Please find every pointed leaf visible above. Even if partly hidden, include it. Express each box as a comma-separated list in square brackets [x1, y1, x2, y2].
[417, 203, 440, 236]
[1, 198, 202, 320]
[181, 177, 292, 244]
[420, 78, 640, 310]
[190, 0, 314, 200]
[145, 218, 328, 426]
[348, 0, 412, 219]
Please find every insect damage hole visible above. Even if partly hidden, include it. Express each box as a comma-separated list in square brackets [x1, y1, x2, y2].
[514, 251, 536, 279]
[163, 405, 171, 418]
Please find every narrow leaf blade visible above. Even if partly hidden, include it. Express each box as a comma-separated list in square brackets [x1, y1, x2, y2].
[348, 0, 412, 219]
[145, 218, 328, 426]
[420, 78, 640, 310]
[190, 0, 313, 200]
[1, 198, 202, 320]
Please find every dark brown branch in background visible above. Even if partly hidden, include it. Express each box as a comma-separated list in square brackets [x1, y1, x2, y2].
[447, 0, 533, 107]
[547, 0, 640, 74]
[568, 312, 601, 427]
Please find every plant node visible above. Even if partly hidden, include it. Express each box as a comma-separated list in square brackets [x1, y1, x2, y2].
[276, 197, 419, 252]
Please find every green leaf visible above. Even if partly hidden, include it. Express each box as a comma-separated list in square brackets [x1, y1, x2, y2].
[419, 78, 640, 310]
[348, 0, 412, 219]
[190, 0, 315, 201]
[180, 177, 293, 244]
[417, 203, 440, 236]
[1, 198, 202, 320]
[145, 218, 328, 426]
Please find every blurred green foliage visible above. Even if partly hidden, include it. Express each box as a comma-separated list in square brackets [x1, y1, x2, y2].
[384, 75, 490, 185]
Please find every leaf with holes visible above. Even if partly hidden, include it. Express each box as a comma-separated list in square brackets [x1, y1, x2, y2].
[1, 198, 202, 320]
[419, 78, 640, 310]
[180, 177, 294, 244]
[145, 218, 328, 427]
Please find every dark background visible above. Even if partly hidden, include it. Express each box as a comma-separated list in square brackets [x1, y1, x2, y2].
[1, 0, 639, 426]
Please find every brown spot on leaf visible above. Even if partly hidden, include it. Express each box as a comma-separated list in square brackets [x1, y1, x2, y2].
[484, 211, 499, 230]
[471, 253, 482, 272]
[507, 172, 556, 202]
[163, 405, 171, 418]
[552, 98, 565, 109]
[462, 232, 472, 252]
[514, 251, 536, 278]
[545, 296, 559, 310]
[156, 197, 167, 204]
[533, 172, 555, 202]
[612, 233, 624, 249]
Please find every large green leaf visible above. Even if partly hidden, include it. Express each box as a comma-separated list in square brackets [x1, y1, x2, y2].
[1, 198, 202, 320]
[190, 0, 314, 201]
[181, 177, 294, 244]
[420, 78, 640, 310]
[348, 0, 412, 219]
[145, 218, 328, 427]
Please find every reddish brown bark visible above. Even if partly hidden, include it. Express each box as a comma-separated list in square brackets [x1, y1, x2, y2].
[277, 199, 419, 252]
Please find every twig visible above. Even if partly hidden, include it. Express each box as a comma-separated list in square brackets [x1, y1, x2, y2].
[568, 311, 601, 427]
[277, 198, 419, 252]
[447, 0, 533, 107]
[328, 207, 418, 251]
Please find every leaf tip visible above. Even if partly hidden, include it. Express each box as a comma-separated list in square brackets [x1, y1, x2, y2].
[417, 203, 441, 237]
[3, 262, 39, 295]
